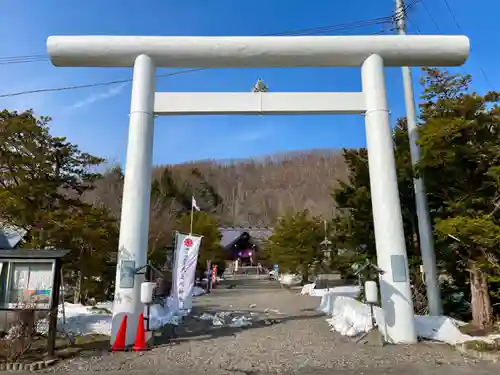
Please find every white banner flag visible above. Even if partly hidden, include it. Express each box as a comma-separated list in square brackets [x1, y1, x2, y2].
[171, 232, 202, 311]
[192, 196, 201, 211]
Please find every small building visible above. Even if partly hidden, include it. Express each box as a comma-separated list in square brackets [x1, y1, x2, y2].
[219, 226, 272, 268]
[0, 223, 27, 250]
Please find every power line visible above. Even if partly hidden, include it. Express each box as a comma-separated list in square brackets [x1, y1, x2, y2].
[0, 0, 421, 67]
[0, 54, 47, 62]
[0, 69, 205, 98]
[439, 0, 494, 90]
[0, 21, 397, 98]
[441, 0, 462, 31]
[409, 0, 493, 91]
[0, 57, 49, 66]
[420, 0, 441, 32]
[2, 31, 389, 98]
[1, 4, 428, 68]
[0, 15, 398, 66]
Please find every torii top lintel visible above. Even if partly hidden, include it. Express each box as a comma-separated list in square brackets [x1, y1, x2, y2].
[47, 35, 469, 68]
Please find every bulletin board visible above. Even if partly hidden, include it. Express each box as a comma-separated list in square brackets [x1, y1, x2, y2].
[0, 260, 55, 310]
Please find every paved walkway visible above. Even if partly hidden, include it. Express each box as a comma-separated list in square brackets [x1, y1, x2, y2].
[43, 281, 498, 375]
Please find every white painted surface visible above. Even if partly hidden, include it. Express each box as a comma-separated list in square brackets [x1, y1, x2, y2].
[361, 54, 417, 344]
[47, 35, 469, 67]
[364, 281, 379, 304]
[111, 55, 155, 346]
[140, 282, 156, 304]
[154, 92, 366, 115]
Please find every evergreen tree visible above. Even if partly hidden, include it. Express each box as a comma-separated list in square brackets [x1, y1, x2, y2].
[0, 109, 104, 242]
[417, 68, 500, 328]
[0, 109, 118, 303]
[331, 68, 500, 328]
[265, 210, 324, 283]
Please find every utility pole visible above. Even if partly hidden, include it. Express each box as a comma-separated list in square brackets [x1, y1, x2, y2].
[395, 0, 442, 315]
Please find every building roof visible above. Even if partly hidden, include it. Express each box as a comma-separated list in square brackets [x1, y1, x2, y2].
[219, 226, 273, 248]
[0, 223, 27, 249]
[0, 249, 70, 260]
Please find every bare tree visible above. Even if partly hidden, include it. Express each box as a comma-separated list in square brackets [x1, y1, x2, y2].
[88, 149, 348, 228]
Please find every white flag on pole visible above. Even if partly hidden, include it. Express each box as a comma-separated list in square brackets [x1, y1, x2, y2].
[192, 196, 201, 211]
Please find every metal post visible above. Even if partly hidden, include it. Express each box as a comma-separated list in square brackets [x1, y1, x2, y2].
[111, 54, 156, 346]
[47, 259, 62, 357]
[395, 0, 442, 315]
[361, 54, 417, 344]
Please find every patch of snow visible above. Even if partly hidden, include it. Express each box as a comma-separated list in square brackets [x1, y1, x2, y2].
[149, 297, 183, 329]
[212, 315, 225, 327]
[301, 283, 361, 298]
[196, 311, 254, 328]
[192, 286, 206, 296]
[301, 283, 316, 295]
[317, 291, 500, 345]
[198, 313, 215, 321]
[229, 316, 252, 328]
[50, 302, 113, 336]
[47, 291, 208, 336]
[263, 308, 283, 315]
[279, 273, 302, 286]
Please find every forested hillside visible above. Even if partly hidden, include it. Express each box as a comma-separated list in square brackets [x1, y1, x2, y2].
[87, 149, 348, 227]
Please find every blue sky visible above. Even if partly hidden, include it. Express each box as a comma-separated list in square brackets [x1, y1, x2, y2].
[0, 0, 497, 166]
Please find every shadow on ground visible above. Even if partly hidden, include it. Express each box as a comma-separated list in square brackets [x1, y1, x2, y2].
[152, 305, 324, 347]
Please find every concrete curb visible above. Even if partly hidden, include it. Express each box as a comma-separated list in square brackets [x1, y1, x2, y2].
[0, 359, 58, 372]
[455, 343, 500, 363]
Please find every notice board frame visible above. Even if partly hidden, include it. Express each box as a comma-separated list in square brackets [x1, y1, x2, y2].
[0, 250, 68, 312]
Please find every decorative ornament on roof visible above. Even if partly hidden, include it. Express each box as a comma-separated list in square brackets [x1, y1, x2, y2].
[251, 79, 269, 93]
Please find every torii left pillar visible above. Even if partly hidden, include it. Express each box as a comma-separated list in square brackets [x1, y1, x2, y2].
[111, 54, 156, 346]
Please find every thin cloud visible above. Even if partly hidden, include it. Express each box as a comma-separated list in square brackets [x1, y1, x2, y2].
[237, 129, 269, 142]
[69, 83, 127, 109]
[236, 120, 277, 143]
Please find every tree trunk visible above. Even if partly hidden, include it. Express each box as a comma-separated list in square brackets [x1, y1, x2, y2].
[73, 271, 83, 305]
[410, 212, 420, 256]
[470, 263, 493, 330]
[301, 265, 309, 285]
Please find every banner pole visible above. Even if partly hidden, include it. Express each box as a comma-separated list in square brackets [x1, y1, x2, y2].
[189, 205, 194, 235]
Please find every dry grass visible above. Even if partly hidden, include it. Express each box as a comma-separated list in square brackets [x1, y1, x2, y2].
[0, 333, 109, 363]
[463, 339, 500, 352]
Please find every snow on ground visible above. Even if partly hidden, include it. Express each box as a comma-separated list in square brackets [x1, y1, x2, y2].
[55, 301, 114, 336]
[53, 287, 208, 336]
[301, 283, 360, 297]
[279, 273, 302, 286]
[192, 286, 207, 296]
[196, 311, 253, 328]
[314, 285, 500, 345]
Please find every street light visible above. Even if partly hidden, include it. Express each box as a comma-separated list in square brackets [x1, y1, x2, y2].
[321, 220, 332, 261]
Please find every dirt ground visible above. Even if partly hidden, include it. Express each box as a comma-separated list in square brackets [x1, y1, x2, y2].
[38, 282, 499, 375]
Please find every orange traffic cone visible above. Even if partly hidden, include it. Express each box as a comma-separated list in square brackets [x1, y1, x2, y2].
[111, 315, 128, 352]
[132, 313, 149, 351]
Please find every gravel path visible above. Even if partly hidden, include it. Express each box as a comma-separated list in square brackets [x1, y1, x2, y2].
[44, 285, 498, 375]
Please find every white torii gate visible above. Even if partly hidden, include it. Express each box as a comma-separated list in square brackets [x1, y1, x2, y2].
[47, 34, 469, 345]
